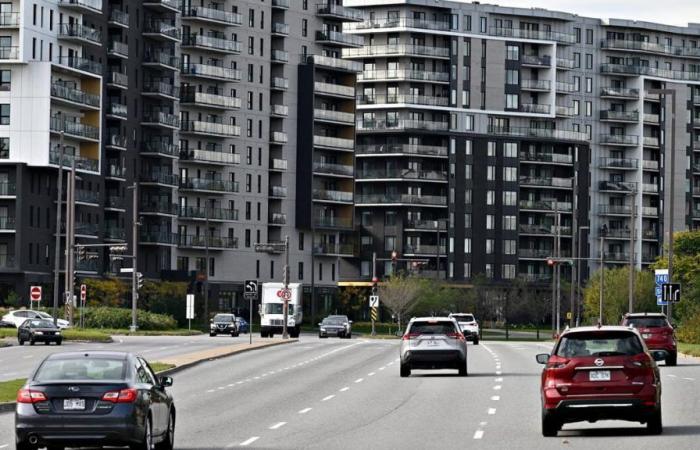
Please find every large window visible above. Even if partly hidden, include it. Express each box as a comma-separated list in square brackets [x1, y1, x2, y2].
[0, 137, 7, 158]
[506, 45, 519, 61]
[505, 94, 518, 109]
[505, 69, 519, 85]
[0, 104, 8, 125]
[0, 70, 9, 90]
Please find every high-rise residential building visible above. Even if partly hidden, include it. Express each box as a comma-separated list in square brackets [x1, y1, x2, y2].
[343, 0, 696, 289]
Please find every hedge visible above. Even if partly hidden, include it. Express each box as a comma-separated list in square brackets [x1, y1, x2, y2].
[82, 307, 177, 331]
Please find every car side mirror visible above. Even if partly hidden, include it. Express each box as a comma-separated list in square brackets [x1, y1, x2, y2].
[536, 353, 550, 364]
[650, 350, 667, 362]
[159, 376, 173, 388]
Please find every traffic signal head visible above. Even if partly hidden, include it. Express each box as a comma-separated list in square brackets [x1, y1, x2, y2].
[547, 258, 555, 267]
[136, 272, 144, 290]
[77, 246, 86, 260]
[391, 250, 398, 262]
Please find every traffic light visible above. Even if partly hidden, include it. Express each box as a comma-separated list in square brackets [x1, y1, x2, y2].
[371, 277, 378, 296]
[136, 272, 144, 290]
[547, 258, 555, 267]
[282, 264, 290, 286]
[77, 246, 86, 260]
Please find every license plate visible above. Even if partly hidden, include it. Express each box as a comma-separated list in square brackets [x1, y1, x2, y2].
[589, 370, 611, 381]
[426, 340, 439, 346]
[642, 333, 652, 339]
[63, 398, 85, 410]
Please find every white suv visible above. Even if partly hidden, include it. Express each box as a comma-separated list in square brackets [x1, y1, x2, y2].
[2, 310, 70, 329]
[448, 313, 479, 345]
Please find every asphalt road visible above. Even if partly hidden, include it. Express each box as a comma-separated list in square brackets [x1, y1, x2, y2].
[1, 337, 699, 449]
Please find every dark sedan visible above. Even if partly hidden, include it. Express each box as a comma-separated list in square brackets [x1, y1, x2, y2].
[15, 351, 176, 450]
[319, 315, 352, 339]
[18, 320, 63, 346]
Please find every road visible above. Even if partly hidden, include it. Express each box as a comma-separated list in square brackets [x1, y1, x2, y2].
[1, 337, 699, 449]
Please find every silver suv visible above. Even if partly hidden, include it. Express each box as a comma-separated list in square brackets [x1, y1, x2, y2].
[400, 317, 468, 377]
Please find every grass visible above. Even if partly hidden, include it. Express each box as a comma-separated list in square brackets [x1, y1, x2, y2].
[678, 342, 700, 358]
[0, 361, 175, 404]
[1, 327, 113, 342]
[95, 329, 203, 336]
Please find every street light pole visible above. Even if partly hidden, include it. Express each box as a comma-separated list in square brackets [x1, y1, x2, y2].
[628, 191, 636, 314]
[204, 200, 210, 325]
[130, 183, 138, 332]
[576, 226, 589, 326]
[66, 157, 76, 326]
[52, 132, 65, 327]
[435, 220, 440, 280]
[283, 235, 290, 339]
[599, 235, 605, 325]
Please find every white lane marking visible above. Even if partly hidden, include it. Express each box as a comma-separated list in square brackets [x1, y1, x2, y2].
[488, 408, 496, 415]
[254, 376, 260, 380]
[493, 385, 502, 390]
[236, 381, 244, 385]
[378, 367, 385, 371]
[284, 367, 290, 370]
[354, 378, 364, 383]
[239, 436, 260, 446]
[339, 387, 349, 392]
[667, 374, 678, 378]
[495, 377, 503, 382]
[683, 377, 695, 381]
[480, 422, 487, 426]
[299, 408, 312, 414]
[227, 384, 235, 387]
[473, 430, 484, 439]
[368, 372, 376, 376]
[22, 355, 33, 359]
[491, 396, 500, 401]
[322, 395, 335, 401]
[0, 444, 9, 449]
[206, 389, 215, 393]
[269, 422, 287, 430]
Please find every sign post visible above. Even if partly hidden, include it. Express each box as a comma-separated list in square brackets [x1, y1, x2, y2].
[185, 294, 195, 330]
[80, 284, 87, 328]
[30, 286, 42, 308]
[369, 295, 379, 335]
[655, 269, 669, 307]
[244, 279, 258, 345]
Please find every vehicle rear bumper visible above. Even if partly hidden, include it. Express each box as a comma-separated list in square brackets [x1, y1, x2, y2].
[645, 343, 676, 354]
[402, 350, 465, 369]
[547, 398, 659, 424]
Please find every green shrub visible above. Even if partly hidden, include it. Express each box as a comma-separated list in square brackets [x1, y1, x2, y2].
[82, 307, 177, 331]
[678, 311, 700, 344]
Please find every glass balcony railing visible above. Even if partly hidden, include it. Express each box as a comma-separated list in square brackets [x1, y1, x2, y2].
[0, 46, 18, 60]
[0, 181, 16, 196]
[104, 227, 126, 240]
[142, 140, 179, 157]
[59, 23, 101, 43]
[357, 69, 450, 83]
[643, 136, 660, 147]
[50, 117, 99, 140]
[601, 64, 700, 82]
[271, 104, 289, 116]
[181, 63, 241, 81]
[143, 0, 179, 11]
[312, 189, 354, 203]
[519, 152, 573, 164]
[356, 194, 446, 206]
[105, 196, 125, 209]
[520, 103, 551, 114]
[108, 40, 129, 56]
[521, 54, 551, 66]
[106, 133, 127, 148]
[269, 213, 287, 225]
[521, 79, 551, 90]
[347, 16, 450, 32]
[313, 217, 353, 229]
[272, 22, 289, 35]
[304, 54, 363, 72]
[181, 6, 242, 26]
[0, 12, 19, 27]
[600, 110, 639, 121]
[270, 132, 288, 144]
[599, 180, 637, 192]
[315, 30, 364, 47]
[271, 49, 289, 62]
[343, 45, 449, 59]
[108, 9, 129, 27]
[357, 94, 449, 107]
[357, 169, 446, 181]
[598, 204, 633, 215]
[180, 149, 240, 165]
[271, 77, 289, 90]
[180, 178, 239, 193]
[107, 102, 127, 118]
[143, 20, 181, 40]
[313, 135, 354, 150]
[357, 119, 449, 132]
[142, 111, 180, 128]
[312, 162, 354, 176]
[58, 0, 103, 15]
[181, 121, 241, 136]
[519, 200, 572, 212]
[180, 89, 241, 109]
[519, 176, 573, 188]
[356, 144, 447, 157]
[107, 71, 128, 87]
[143, 81, 180, 98]
[599, 134, 639, 146]
[316, 3, 364, 21]
[599, 157, 639, 169]
[271, 0, 289, 9]
[140, 202, 179, 215]
[270, 158, 288, 170]
[178, 206, 239, 221]
[314, 81, 354, 97]
[51, 83, 100, 107]
[489, 27, 575, 44]
[143, 50, 180, 68]
[269, 186, 288, 197]
[49, 147, 99, 172]
[140, 231, 179, 245]
[54, 56, 102, 74]
[488, 126, 588, 141]
[178, 235, 238, 249]
[183, 34, 241, 53]
[314, 108, 355, 123]
[139, 172, 179, 186]
[600, 87, 640, 98]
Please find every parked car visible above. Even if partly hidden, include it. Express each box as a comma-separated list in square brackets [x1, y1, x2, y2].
[400, 317, 468, 377]
[235, 317, 250, 334]
[2, 310, 70, 329]
[18, 319, 63, 346]
[15, 351, 175, 450]
[0, 319, 14, 328]
[318, 315, 352, 339]
[621, 312, 677, 366]
[448, 313, 480, 344]
[209, 314, 239, 337]
[536, 325, 665, 437]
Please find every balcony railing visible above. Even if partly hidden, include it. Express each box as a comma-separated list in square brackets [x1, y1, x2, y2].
[269, 213, 287, 225]
[643, 183, 659, 193]
[0, 182, 16, 196]
[521, 54, 551, 66]
[51, 83, 100, 107]
[356, 194, 446, 206]
[304, 54, 362, 72]
[519, 200, 572, 212]
[180, 178, 239, 193]
[599, 157, 638, 169]
[50, 117, 99, 140]
[314, 135, 354, 150]
[183, 34, 240, 53]
[270, 158, 288, 170]
[601, 39, 700, 59]
[180, 149, 240, 165]
[312, 189, 354, 202]
[405, 219, 448, 231]
[520, 152, 573, 164]
[49, 148, 99, 172]
[178, 235, 238, 249]
[59, 23, 101, 44]
[107, 163, 126, 178]
[272, 22, 290, 35]
[598, 204, 632, 215]
[271, 77, 289, 90]
[643, 113, 660, 124]
[643, 136, 660, 147]
[403, 245, 447, 255]
[106, 102, 127, 118]
[74, 189, 100, 204]
[521, 79, 551, 90]
[142, 111, 180, 128]
[600, 87, 639, 98]
[346, 17, 450, 31]
[314, 108, 355, 123]
[312, 162, 354, 176]
[488, 126, 588, 142]
[271, 104, 288, 116]
[358, 169, 447, 181]
[357, 94, 449, 107]
[139, 172, 179, 186]
[143, 81, 180, 98]
[601, 64, 700, 82]
[105, 196, 124, 209]
[313, 243, 356, 256]
[0, 12, 19, 27]
[181, 89, 240, 109]
[142, 140, 179, 157]
[181, 6, 242, 26]
[143, 20, 180, 40]
[314, 81, 354, 97]
[520, 103, 551, 114]
[106, 133, 127, 148]
[58, 0, 103, 14]
[643, 160, 660, 171]
[181, 121, 240, 137]
[600, 134, 639, 145]
[519, 176, 573, 188]
[343, 45, 450, 59]
[270, 132, 288, 144]
[489, 27, 575, 44]
[143, 50, 180, 68]
[271, 0, 289, 8]
[181, 63, 240, 82]
[555, 81, 576, 92]
[315, 30, 364, 47]
[271, 49, 289, 62]
[108, 40, 128, 57]
[600, 110, 639, 122]
[269, 186, 288, 197]
[107, 71, 128, 88]
[178, 206, 239, 221]
[54, 56, 101, 74]
[313, 217, 353, 229]
[357, 119, 449, 132]
[140, 202, 179, 216]
[108, 9, 129, 27]
[316, 3, 364, 22]
[599, 181, 637, 192]
[358, 69, 450, 83]
[356, 144, 447, 157]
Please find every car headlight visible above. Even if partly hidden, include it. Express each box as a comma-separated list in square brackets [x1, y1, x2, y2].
[320, 327, 326, 332]
[210, 324, 216, 329]
[56, 331, 61, 335]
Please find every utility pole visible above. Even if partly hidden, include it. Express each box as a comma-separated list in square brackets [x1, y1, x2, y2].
[52, 132, 65, 327]
[204, 199, 210, 325]
[576, 226, 589, 326]
[570, 152, 578, 328]
[435, 221, 440, 280]
[130, 183, 138, 332]
[283, 235, 290, 339]
[599, 235, 605, 325]
[66, 158, 76, 326]
[555, 211, 561, 335]
[628, 191, 636, 314]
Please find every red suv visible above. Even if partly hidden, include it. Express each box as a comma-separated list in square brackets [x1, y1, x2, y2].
[536, 326, 665, 436]
[621, 313, 677, 366]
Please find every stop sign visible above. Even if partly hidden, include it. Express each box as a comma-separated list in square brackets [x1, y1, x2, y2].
[30, 286, 42, 302]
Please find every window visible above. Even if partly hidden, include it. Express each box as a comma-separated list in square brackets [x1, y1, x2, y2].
[270, 260, 274, 278]
[462, 90, 469, 107]
[586, 29, 594, 45]
[480, 17, 487, 33]
[245, 201, 251, 219]
[465, 213, 472, 228]
[585, 101, 592, 117]
[503, 240, 516, 255]
[486, 165, 495, 180]
[0, 70, 10, 90]
[464, 238, 471, 254]
[503, 142, 517, 158]
[246, 146, 252, 164]
[319, 263, 323, 281]
[486, 215, 495, 230]
[248, 8, 254, 27]
[487, 142, 496, 156]
[299, 232, 304, 251]
[464, 263, 471, 278]
[573, 76, 580, 92]
[303, 0, 308, 10]
[298, 262, 304, 280]
[32, 38, 36, 59]
[505, 69, 519, 85]
[503, 264, 516, 279]
[247, 91, 253, 109]
[463, 15, 471, 31]
[486, 190, 495, 205]
[246, 119, 252, 137]
[32, 4, 36, 25]
[245, 229, 251, 248]
[573, 100, 580, 115]
[585, 124, 592, 140]
[465, 115, 474, 131]
[486, 239, 494, 254]
[503, 166, 517, 182]
[503, 215, 517, 230]
[506, 94, 518, 109]
[573, 52, 581, 68]
[247, 64, 254, 82]
[506, 45, 519, 61]
[585, 77, 593, 93]
[255, 259, 259, 277]
[585, 54, 593, 70]
[0, 104, 9, 125]
[302, 19, 307, 37]
[384, 236, 396, 252]
[0, 137, 8, 158]
[503, 191, 517, 206]
[465, 164, 472, 179]
[574, 28, 581, 44]
[245, 174, 252, 193]
[465, 189, 472, 204]
[248, 36, 254, 54]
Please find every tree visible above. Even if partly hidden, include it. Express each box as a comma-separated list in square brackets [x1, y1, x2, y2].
[140, 281, 189, 326]
[377, 275, 423, 332]
[582, 267, 656, 325]
[82, 278, 129, 307]
[336, 285, 367, 321]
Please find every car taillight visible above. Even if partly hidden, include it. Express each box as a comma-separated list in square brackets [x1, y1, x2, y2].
[545, 356, 568, 370]
[102, 388, 138, 404]
[17, 389, 47, 404]
[446, 332, 465, 341]
[402, 333, 420, 340]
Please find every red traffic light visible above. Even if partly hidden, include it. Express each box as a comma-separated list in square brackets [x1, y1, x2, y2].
[372, 277, 378, 283]
[547, 258, 555, 266]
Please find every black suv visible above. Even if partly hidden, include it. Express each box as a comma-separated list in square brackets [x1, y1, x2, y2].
[209, 314, 240, 337]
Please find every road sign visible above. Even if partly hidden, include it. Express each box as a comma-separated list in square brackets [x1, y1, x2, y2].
[369, 295, 379, 308]
[277, 289, 292, 300]
[120, 267, 134, 273]
[566, 312, 572, 320]
[30, 286, 42, 303]
[370, 307, 379, 322]
[244, 279, 258, 299]
[655, 269, 669, 306]
[80, 284, 87, 302]
[662, 283, 681, 303]
[186, 294, 195, 320]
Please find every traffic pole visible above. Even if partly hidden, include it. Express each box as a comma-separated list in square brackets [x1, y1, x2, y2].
[282, 235, 289, 340]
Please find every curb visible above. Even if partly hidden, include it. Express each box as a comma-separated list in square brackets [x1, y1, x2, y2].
[0, 402, 14, 413]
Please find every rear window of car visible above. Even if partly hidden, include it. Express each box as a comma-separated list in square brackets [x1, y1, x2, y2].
[451, 315, 475, 322]
[625, 317, 668, 328]
[35, 358, 127, 381]
[409, 321, 457, 335]
[556, 331, 644, 358]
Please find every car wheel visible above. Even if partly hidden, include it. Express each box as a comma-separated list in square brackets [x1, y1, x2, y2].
[459, 360, 468, 377]
[233, 332, 240, 337]
[541, 409, 560, 437]
[666, 352, 677, 366]
[346, 333, 352, 339]
[47, 446, 65, 450]
[15, 441, 33, 450]
[647, 408, 663, 435]
[44, 341, 50, 346]
[131, 416, 153, 450]
[155, 410, 175, 450]
[29, 339, 35, 346]
[400, 363, 411, 377]
[209, 333, 216, 337]
[18, 338, 24, 346]
[56, 340, 62, 346]
[473, 337, 480, 345]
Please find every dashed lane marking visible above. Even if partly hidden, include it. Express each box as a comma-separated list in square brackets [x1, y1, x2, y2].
[368, 372, 376, 376]
[269, 422, 287, 430]
[493, 385, 502, 390]
[668, 374, 678, 378]
[683, 377, 695, 381]
[299, 408, 312, 414]
[491, 396, 500, 401]
[495, 377, 503, 382]
[0, 444, 9, 449]
[239, 436, 260, 446]
[355, 378, 364, 383]
[322, 395, 335, 401]
[339, 387, 350, 392]
[488, 408, 496, 415]
[473, 430, 484, 440]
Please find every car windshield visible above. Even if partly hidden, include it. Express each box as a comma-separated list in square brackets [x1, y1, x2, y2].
[35, 312, 53, 319]
[322, 318, 344, 325]
[409, 321, 457, 335]
[264, 303, 294, 315]
[451, 315, 475, 322]
[213, 314, 234, 322]
[626, 317, 668, 328]
[29, 320, 56, 328]
[34, 358, 127, 381]
[556, 331, 644, 357]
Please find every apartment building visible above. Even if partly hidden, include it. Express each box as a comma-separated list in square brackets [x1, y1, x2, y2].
[343, 0, 697, 288]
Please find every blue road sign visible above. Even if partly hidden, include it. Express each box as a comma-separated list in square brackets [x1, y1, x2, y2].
[655, 269, 669, 306]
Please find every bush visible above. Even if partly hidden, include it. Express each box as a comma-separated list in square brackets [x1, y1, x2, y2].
[677, 311, 700, 344]
[82, 307, 177, 331]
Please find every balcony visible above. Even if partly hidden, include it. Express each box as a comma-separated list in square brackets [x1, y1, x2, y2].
[105, 133, 127, 150]
[51, 83, 100, 109]
[108, 40, 129, 58]
[181, 89, 240, 109]
[643, 136, 660, 147]
[519, 274, 552, 283]
[180, 178, 239, 193]
[599, 157, 638, 169]
[271, 77, 289, 90]
[519, 249, 555, 259]
[521, 54, 551, 67]
[519, 224, 571, 236]
[521, 79, 551, 91]
[139, 172, 179, 187]
[519, 176, 573, 188]
[356, 194, 446, 207]
[316, 3, 364, 22]
[643, 160, 660, 171]
[599, 181, 637, 192]
[142, 0, 179, 13]
[106, 163, 126, 179]
[314, 108, 355, 124]
[358, 69, 450, 84]
[305, 54, 363, 72]
[405, 219, 448, 231]
[315, 30, 364, 48]
[181, 121, 240, 137]
[314, 81, 354, 98]
[178, 235, 238, 249]
[272, 0, 289, 9]
[270, 132, 288, 144]
[600, 228, 632, 239]
[108, 9, 129, 28]
[183, 34, 241, 53]
[313, 188, 354, 203]
[520, 103, 551, 114]
[356, 144, 447, 158]
[269, 213, 287, 225]
[0, 12, 19, 27]
[143, 20, 180, 41]
[57, 0, 102, 15]
[270, 158, 288, 171]
[271, 104, 289, 117]
[181, 6, 242, 26]
[142, 140, 179, 158]
[519, 152, 573, 164]
[313, 216, 353, 229]
[555, 106, 575, 117]
[403, 245, 447, 256]
[312, 162, 354, 177]
[105, 196, 125, 210]
[357, 119, 449, 132]
[180, 149, 240, 165]
[269, 186, 288, 198]
[643, 113, 660, 124]
[0, 182, 16, 197]
[142, 111, 180, 129]
[600, 87, 639, 99]
[50, 117, 99, 141]
[313, 243, 356, 256]
[178, 206, 239, 222]
[272, 22, 289, 36]
[140, 231, 179, 246]
[601, 64, 700, 82]
[58, 23, 101, 45]
[489, 27, 575, 44]
[343, 45, 449, 59]
[49, 148, 99, 172]
[599, 134, 639, 146]
[347, 16, 450, 32]
[556, 58, 575, 70]
[106, 102, 127, 119]
[357, 168, 447, 182]
[601, 39, 700, 59]
[140, 202, 179, 216]
[104, 227, 126, 240]
[181, 63, 240, 82]
[143, 50, 180, 70]
[54, 56, 101, 74]
[143, 81, 180, 99]
[271, 49, 289, 63]
[314, 135, 354, 151]
[519, 200, 572, 212]
[107, 71, 128, 89]
[555, 81, 576, 93]
[600, 110, 639, 122]
[487, 126, 588, 142]
[357, 94, 449, 108]
[643, 183, 659, 194]
[598, 204, 632, 215]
